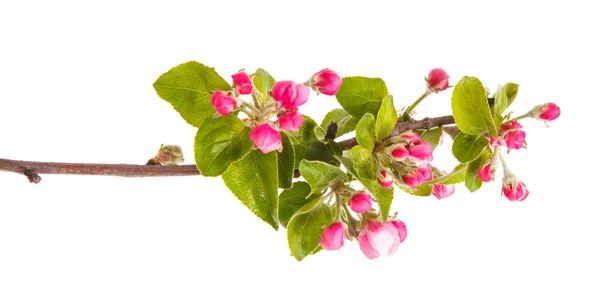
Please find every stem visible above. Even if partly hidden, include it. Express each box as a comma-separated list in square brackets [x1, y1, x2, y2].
[497, 151, 512, 176]
[335, 194, 343, 222]
[241, 100, 260, 114]
[405, 90, 431, 114]
[508, 111, 533, 122]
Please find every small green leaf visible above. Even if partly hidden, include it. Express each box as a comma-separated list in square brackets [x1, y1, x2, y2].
[252, 68, 276, 97]
[493, 86, 508, 127]
[278, 182, 319, 227]
[320, 109, 359, 138]
[420, 127, 443, 150]
[465, 149, 492, 192]
[503, 83, 519, 108]
[351, 145, 377, 180]
[398, 183, 433, 197]
[375, 95, 398, 141]
[287, 197, 333, 261]
[452, 132, 489, 163]
[451, 76, 498, 137]
[222, 150, 279, 230]
[194, 115, 253, 177]
[425, 163, 468, 185]
[305, 140, 342, 166]
[335, 76, 389, 118]
[298, 160, 347, 193]
[278, 132, 295, 189]
[356, 113, 376, 150]
[288, 116, 319, 168]
[153, 61, 231, 127]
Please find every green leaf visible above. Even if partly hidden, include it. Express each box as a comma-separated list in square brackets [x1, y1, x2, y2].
[278, 132, 295, 189]
[356, 113, 376, 150]
[252, 68, 276, 97]
[351, 145, 377, 180]
[452, 132, 489, 163]
[153, 61, 231, 127]
[465, 149, 492, 192]
[320, 109, 359, 138]
[288, 116, 319, 168]
[375, 95, 398, 141]
[426, 163, 468, 185]
[287, 197, 332, 261]
[278, 182, 319, 228]
[451, 76, 498, 137]
[335, 76, 389, 118]
[398, 183, 433, 197]
[305, 140, 342, 166]
[503, 83, 519, 108]
[420, 127, 443, 150]
[298, 160, 347, 193]
[222, 150, 279, 230]
[493, 86, 508, 127]
[194, 115, 253, 177]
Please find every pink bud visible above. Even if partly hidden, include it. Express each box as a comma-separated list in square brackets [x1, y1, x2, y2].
[389, 219, 408, 243]
[478, 162, 495, 183]
[391, 146, 409, 160]
[210, 91, 237, 115]
[271, 81, 310, 110]
[489, 136, 506, 148]
[312, 69, 342, 95]
[502, 179, 529, 201]
[500, 121, 523, 133]
[378, 170, 394, 189]
[417, 166, 432, 182]
[357, 219, 401, 259]
[277, 110, 305, 132]
[349, 192, 372, 214]
[409, 142, 434, 165]
[319, 222, 344, 251]
[432, 183, 455, 199]
[505, 130, 526, 150]
[427, 68, 450, 92]
[402, 132, 421, 145]
[249, 123, 282, 154]
[401, 171, 422, 189]
[537, 102, 561, 121]
[231, 71, 253, 95]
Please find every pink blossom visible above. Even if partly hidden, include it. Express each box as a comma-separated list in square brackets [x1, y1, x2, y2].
[489, 136, 506, 148]
[537, 103, 561, 121]
[417, 166, 432, 182]
[505, 130, 526, 150]
[249, 123, 282, 154]
[349, 192, 372, 214]
[478, 162, 495, 183]
[378, 170, 394, 189]
[231, 71, 253, 95]
[402, 132, 421, 145]
[391, 145, 409, 160]
[402, 171, 422, 188]
[389, 219, 408, 243]
[277, 110, 305, 132]
[312, 69, 342, 95]
[427, 68, 450, 92]
[210, 91, 237, 115]
[432, 183, 455, 199]
[357, 219, 402, 259]
[271, 81, 310, 110]
[319, 222, 344, 251]
[502, 178, 529, 201]
[409, 142, 434, 165]
[500, 121, 523, 133]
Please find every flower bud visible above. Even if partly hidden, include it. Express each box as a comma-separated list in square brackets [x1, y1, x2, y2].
[416, 166, 432, 182]
[156, 144, 184, 166]
[378, 170, 394, 189]
[427, 68, 450, 92]
[311, 69, 342, 95]
[231, 71, 253, 95]
[402, 131, 421, 145]
[409, 142, 434, 165]
[432, 183, 455, 199]
[349, 192, 372, 214]
[502, 176, 529, 201]
[533, 102, 561, 121]
[210, 91, 237, 115]
[401, 171, 422, 189]
[319, 222, 345, 251]
[489, 136, 506, 148]
[249, 123, 282, 154]
[500, 121, 523, 133]
[271, 81, 310, 110]
[389, 219, 408, 243]
[357, 219, 401, 259]
[505, 130, 526, 150]
[391, 145, 409, 160]
[277, 110, 305, 132]
[478, 161, 495, 182]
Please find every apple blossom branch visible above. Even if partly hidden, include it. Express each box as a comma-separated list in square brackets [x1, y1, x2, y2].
[0, 115, 455, 183]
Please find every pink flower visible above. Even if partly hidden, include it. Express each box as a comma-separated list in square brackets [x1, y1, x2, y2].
[433, 183, 455, 199]
[402, 132, 421, 145]
[231, 71, 253, 95]
[319, 222, 344, 251]
[409, 142, 434, 165]
[427, 68, 450, 92]
[210, 91, 237, 115]
[502, 177, 529, 201]
[271, 81, 310, 110]
[312, 69, 342, 95]
[378, 170, 393, 189]
[389, 219, 408, 243]
[500, 121, 523, 133]
[478, 161, 495, 183]
[402, 171, 422, 188]
[277, 110, 305, 132]
[417, 166, 432, 182]
[391, 145, 409, 160]
[536, 102, 561, 121]
[489, 136, 506, 148]
[505, 130, 526, 150]
[349, 192, 372, 213]
[357, 219, 402, 259]
[249, 123, 282, 154]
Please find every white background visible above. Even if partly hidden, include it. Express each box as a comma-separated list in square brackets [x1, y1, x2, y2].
[1, 0, 598, 293]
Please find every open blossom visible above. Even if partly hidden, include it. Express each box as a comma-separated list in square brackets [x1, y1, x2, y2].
[357, 219, 404, 259]
[278, 110, 304, 132]
[409, 142, 433, 165]
[271, 81, 310, 110]
[500, 121, 526, 150]
[378, 170, 394, 189]
[231, 71, 253, 95]
[478, 161, 495, 182]
[312, 69, 342, 95]
[433, 183, 455, 199]
[534, 102, 561, 121]
[349, 192, 372, 213]
[427, 68, 450, 92]
[210, 91, 237, 115]
[249, 123, 281, 154]
[320, 222, 344, 251]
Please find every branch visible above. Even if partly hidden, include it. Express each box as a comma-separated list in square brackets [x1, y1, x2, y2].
[1, 115, 456, 183]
